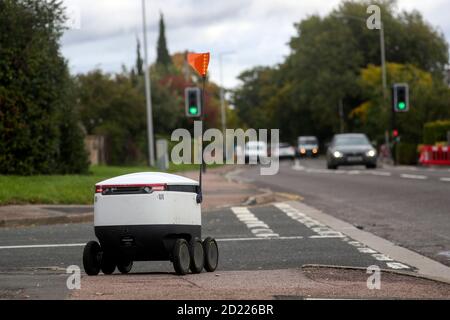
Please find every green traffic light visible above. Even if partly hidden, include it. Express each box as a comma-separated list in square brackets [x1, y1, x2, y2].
[189, 106, 198, 115]
[398, 102, 406, 110]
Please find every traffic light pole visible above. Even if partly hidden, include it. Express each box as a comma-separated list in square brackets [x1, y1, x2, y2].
[391, 101, 397, 166]
[198, 76, 207, 203]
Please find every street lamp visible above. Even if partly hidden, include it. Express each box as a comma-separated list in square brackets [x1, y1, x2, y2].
[141, 0, 155, 167]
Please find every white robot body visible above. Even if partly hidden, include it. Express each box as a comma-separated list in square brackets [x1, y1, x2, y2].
[93, 172, 201, 261]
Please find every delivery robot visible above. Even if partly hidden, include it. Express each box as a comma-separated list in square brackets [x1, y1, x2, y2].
[82, 171, 218, 275]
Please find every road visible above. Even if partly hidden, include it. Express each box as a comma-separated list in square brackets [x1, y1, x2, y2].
[1, 159, 449, 299]
[0, 201, 413, 299]
[238, 158, 450, 267]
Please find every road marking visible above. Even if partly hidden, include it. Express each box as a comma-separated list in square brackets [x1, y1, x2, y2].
[292, 159, 304, 171]
[277, 204, 411, 270]
[400, 174, 427, 180]
[231, 207, 279, 238]
[440, 177, 450, 182]
[386, 262, 411, 269]
[348, 240, 409, 269]
[370, 171, 391, 176]
[218, 236, 303, 242]
[274, 203, 345, 238]
[0, 243, 85, 250]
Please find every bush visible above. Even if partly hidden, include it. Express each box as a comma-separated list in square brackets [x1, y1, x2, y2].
[0, 0, 88, 175]
[423, 120, 450, 145]
[396, 143, 418, 165]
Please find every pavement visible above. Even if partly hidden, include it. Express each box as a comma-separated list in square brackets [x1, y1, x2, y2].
[69, 267, 450, 300]
[1, 161, 450, 299]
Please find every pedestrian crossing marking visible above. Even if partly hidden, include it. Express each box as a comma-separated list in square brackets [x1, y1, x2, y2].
[273, 203, 411, 270]
[274, 203, 345, 238]
[231, 207, 279, 239]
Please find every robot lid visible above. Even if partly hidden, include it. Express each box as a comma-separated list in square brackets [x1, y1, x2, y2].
[96, 172, 199, 187]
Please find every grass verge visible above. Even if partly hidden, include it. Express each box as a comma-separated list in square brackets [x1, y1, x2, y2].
[0, 163, 218, 205]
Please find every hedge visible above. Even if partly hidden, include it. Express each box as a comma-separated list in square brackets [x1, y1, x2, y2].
[396, 142, 418, 165]
[423, 120, 450, 145]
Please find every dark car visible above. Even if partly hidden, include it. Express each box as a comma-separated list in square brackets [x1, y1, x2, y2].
[326, 133, 377, 169]
[297, 136, 319, 157]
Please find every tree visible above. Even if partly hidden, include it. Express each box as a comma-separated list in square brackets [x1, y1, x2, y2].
[352, 63, 450, 143]
[75, 70, 148, 165]
[136, 37, 144, 76]
[156, 13, 172, 67]
[74, 65, 201, 165]
[233, 0, 449, 144]
[0, 0, 88, 174]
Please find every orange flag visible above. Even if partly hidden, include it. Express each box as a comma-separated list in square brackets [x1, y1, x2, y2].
[187, 52, 210, 77]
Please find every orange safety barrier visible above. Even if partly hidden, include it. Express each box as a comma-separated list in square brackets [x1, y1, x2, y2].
[419, 145, 450, 166]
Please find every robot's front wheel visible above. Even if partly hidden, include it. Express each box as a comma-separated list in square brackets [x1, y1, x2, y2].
[203, 237, 219, 272]
[83, 241, 101, 276]
[189, 239, 204, 274]
[172, 239, 191, 275]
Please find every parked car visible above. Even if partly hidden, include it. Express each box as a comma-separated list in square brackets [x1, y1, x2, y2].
[245, 141, 267, 163]
[271, 142, 296, 160]
[297, 136, 319, 157]
[326, 133, 377, 169]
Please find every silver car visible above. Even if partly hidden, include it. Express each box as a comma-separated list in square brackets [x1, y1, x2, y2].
[326, 133, 377, 169]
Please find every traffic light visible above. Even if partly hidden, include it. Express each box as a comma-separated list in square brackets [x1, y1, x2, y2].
[392, 83, 409, 112]
[393, 129, 399, 138]
[185, 87, 202, 117]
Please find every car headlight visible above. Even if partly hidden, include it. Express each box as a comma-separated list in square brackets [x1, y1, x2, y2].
[312, 148, 318, 154]
[300, 148, 306, 154]
[333, 151, 343, 158]
[366, 149, 376, 157]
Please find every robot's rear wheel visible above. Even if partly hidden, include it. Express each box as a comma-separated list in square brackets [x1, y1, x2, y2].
[100, 252, 116, 275]
[172, 239, 191, 275]
[83, 241, 101, 276]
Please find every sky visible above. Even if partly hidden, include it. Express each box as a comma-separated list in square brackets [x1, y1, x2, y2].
[61, 0, 450, 89]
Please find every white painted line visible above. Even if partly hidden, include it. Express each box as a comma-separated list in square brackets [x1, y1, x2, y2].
[370, 171, 391, 176]
[440, 177, 450, 182]
[400, 174, 427, 180]
[231, 207, 279, 239]
[274, 203, 344, 238]
[309, 234, 345, 239]
[291, 159, 304, 171]
[0, 243, 85, 250]
[278, 202, 411, 271]
[358, 247, 377, 254]
[386, 262, 410, 270]
[217, 236, 303, 242]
